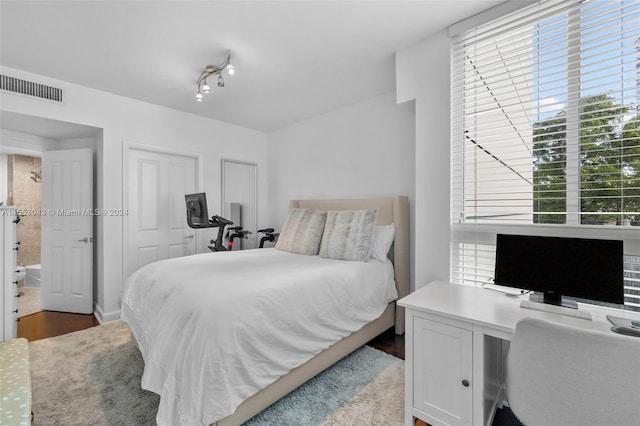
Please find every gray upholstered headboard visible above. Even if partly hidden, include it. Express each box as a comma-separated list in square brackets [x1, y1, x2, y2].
[288, 196, 409, 334]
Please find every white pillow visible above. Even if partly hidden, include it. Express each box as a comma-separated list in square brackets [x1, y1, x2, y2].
[369, 224, 395, 262]
[275, 208, 327, 255]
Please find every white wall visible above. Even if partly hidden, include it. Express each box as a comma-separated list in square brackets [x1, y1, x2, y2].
[0, 153, 6, 205]
[396, 30, 451, 289]
[267, 91, 415, 286]
[0, 129, 59, 155]
[1, 66, 268, 322]
[58, 136, 98, 150]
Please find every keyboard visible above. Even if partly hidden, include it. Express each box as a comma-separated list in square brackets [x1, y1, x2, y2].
[520, 300, 592, 320]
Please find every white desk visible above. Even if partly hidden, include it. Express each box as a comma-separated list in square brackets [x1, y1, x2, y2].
[398, 280, 640, 426]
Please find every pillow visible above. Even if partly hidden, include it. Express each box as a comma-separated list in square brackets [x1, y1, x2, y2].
[369, 224, 395, 262]
[319, 209, 378, 261]
[275, 208, 327, 255]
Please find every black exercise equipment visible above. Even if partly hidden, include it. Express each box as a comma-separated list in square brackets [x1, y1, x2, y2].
[257, 228, 279, 248]
[185, 193, 234, 252]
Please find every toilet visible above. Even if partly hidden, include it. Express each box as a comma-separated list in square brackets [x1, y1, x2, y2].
[15, 266, 26, 282]
[25, 264, 41, 288]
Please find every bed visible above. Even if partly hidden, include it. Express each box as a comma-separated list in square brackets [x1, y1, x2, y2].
[121, 196, 409, 426]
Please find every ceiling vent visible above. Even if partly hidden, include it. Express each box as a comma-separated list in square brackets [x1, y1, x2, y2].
[1, 74, 63, 103]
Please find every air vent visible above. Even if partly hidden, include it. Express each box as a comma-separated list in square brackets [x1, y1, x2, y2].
[0, 74, 63, 103]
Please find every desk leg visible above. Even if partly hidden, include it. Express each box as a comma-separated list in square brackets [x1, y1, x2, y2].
[472, 326, 485, 426]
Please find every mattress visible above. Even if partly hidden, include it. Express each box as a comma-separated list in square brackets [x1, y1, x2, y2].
[120, 248, 397, 426]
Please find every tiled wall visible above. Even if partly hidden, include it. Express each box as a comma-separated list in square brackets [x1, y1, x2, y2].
[7, 154, 41, 267]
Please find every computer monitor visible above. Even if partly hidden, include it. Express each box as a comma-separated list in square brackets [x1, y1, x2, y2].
[185, 193, 210, 228]
[494, 234, 624, 308]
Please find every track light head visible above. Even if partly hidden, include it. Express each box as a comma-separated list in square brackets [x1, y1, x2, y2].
[195, 92, 203, 102]
[226, 63, 235, 76]
[202, 79, 211, 94]
[218, 75, 225, 87]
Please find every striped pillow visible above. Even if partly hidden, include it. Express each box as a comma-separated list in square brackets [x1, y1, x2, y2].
[319, 209, 378, 261]
[275, 208, 327, 255]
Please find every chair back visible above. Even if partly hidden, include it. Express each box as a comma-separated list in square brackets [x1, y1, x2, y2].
[506, 317, 640, 426]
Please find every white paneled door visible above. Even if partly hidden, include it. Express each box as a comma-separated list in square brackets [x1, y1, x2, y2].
[125, 147, 197, 281]
[41, 149, 93, 314]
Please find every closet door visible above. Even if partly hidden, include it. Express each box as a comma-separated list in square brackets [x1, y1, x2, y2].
[124, 147, 197, 281]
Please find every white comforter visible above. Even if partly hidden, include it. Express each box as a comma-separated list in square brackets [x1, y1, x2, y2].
[120, 248, 397, 426]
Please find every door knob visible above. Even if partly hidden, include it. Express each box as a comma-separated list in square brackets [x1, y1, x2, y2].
[185, 234, 194, 239]
[462, 379, 470, 387]
[78, 237, 93, 243]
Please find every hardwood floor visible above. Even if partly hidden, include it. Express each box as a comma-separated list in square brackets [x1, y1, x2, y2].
[17, 311, 100, 342]
[367, 326, 405, 360]
[19, 311, 406, 361]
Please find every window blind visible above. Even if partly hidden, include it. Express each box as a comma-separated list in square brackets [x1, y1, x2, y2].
[450, 0, 640, 311]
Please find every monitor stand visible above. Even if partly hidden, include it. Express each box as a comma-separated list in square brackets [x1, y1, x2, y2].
[530, 292, 578, 309]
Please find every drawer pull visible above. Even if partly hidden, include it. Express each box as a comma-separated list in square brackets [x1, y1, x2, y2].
[12, 309, 18, 314]
[462, 379, 470, 387]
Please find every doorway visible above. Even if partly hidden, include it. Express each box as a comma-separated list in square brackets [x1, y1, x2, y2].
[1, 111, 101, 323]
[5, 154, 42, 317]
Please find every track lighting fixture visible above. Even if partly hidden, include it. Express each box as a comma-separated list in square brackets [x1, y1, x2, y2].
[195, 52, 235, 102]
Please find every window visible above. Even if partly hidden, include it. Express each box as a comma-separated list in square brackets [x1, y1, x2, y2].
[450, 0, 640, 311]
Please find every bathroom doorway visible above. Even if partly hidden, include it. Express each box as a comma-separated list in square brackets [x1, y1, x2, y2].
[1, 112, 101, 321]
[6, 154, 43, 317]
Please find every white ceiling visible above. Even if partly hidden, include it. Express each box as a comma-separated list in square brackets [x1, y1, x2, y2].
[0, 0, 502, 132]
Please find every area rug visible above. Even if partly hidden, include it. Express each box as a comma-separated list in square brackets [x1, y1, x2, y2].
[17, 286, 41, 318]
[29, 321, 404, 425]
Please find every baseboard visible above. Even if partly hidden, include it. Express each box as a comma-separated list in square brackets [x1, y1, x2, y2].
[94, 303, 120, 324]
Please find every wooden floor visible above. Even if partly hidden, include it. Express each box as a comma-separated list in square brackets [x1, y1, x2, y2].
[18, 311, 406, 360]
[17, 311, 100, 342]
[367, 326, 405, 359]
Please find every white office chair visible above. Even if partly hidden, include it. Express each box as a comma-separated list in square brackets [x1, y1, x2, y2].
[506, 317, 640, 426]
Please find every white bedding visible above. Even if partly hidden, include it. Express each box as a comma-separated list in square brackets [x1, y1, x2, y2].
[120, 248, 397, 426]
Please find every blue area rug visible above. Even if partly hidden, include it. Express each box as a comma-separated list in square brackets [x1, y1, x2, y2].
[244, 345, 399, 425]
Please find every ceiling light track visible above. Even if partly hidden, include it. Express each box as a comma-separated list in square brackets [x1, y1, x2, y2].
[195, 51, 235, 102]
